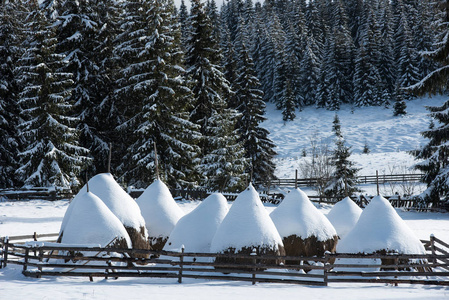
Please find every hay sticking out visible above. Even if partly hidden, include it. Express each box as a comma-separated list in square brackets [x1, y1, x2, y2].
[125, 226, 151, 259]
[214, 245, 286, 272]
[149, 236, 168, 251]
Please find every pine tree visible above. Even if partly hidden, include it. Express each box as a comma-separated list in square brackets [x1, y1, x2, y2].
[16, 6, 89, 188]
[325, 114, 360, 199]
[114, 0, 200, 188]
[186, 0, 247, 192]
[393, 97, 407, 116]
[281, 79, 296, 121]
[178, 0, 189, 50]
[52, 0, 118, 175]
[0, 0, 26, 187]
[235, 43, 277, 184]
[410, 0, 449, 205]
[394, 0, 421, 100]
[300, 34, 321, 106]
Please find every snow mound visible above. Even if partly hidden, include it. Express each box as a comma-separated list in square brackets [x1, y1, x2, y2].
[337, 195, 426, 254]
[136, 179, 184, 240]
[210, 184, 283, 253]
[79, 173, 147, 231]
[326, 197, 362, 239]
[270, 188, 337, 241]
[60, 192, 131, 247]
[164, 193, 229, 253]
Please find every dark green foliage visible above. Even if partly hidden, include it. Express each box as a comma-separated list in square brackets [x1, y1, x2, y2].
[16, 7, 89, 187]
[410, 1, 449, 205]
[186, 0, 247, 192]
[114, 0, 200, 188]
[325, 115, 360, 198]
[0, 0, 26, 187]
[393, 98, 407, 116]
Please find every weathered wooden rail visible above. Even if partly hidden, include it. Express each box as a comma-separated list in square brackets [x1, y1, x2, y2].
[1, 233, 449, 286]
[257, 173, 424, 188]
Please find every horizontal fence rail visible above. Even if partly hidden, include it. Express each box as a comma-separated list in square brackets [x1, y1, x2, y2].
[258, 173, 424, 188]
[1, 233, 449, 286]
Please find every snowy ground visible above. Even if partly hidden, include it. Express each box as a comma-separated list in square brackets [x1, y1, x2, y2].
[1, 199, 449, 299]
[2, 96, 449, 299]
[266, 95, 448, 178]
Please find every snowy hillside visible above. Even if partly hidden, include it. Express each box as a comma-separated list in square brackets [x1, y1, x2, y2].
[264, 95, 448, 178]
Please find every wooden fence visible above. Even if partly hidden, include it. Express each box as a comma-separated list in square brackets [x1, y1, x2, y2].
[1, 233, 449, 286]
[261, 173, 424, 188]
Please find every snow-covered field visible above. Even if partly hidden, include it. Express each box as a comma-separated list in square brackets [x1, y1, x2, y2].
[2, 96, 449, 299]
[266, 95, 447, 178]
[1, 199, 449, 299]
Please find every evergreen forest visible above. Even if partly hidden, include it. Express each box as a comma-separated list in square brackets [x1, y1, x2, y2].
[0, 0, 442, 192]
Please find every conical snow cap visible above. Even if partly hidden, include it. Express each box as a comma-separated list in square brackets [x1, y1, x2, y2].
[211, 184, 283, 253]
[327, 196, 362, 238]
[79, 173, 146, 230]
[337, 195, 425, 254]
[270, 188, 337, 241]
[164, 193, 229, 252]
[60, 192, 131, 247]
[136, 179, 184, 239]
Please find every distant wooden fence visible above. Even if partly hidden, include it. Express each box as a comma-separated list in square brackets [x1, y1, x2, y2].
[260, 173, 424, 188]
[1, 233, 449, 286]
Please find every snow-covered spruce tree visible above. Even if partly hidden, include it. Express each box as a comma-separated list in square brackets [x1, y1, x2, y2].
[317, 32, 339, 110]
[393, 0, 421, 101]
[114, 0, 200, 188]
[16, 7, 89, 188]
[178, 0, 189, 51]
[235, 43, 277, 185]
[281, 79, 296, 122]
[324, 114, 360, 199]
[406, 0, 449, 205]
[393, 97, 407, 116]
[186, 0, 247, 192]
[0, 0, 27, 187]
[300, 34, 320, 106]
[53, 0, 122, 175]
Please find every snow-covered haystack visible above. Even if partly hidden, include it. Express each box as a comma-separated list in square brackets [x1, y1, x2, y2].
[136, 179, 184, 250]
[59, 191, 131, 249]
[337, 195, 426, 270]
[270, 188, 338, 261]
[326, 197, 362, 239]
[79, 173, 150, 251]
[210, 184, 284, 267]
[164, 193, 229, 253]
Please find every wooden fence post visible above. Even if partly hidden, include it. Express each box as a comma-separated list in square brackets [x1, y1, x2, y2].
[430, 234, 436, 264]
[324, 252, 329, 286]
[251, 248, 257, 285]
[23, 248, 29, 272]
[38, 248, 44, 278]
[3, 237, 8, 268]
[178, 246, 184, 284]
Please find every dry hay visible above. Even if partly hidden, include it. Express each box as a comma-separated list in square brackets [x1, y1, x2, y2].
[149, 236, 168, 251]
[125, 226, 151, 260]
[375, 249, 431, 272]
[282, 234, 338, 267]
[214, 245, 286, 273]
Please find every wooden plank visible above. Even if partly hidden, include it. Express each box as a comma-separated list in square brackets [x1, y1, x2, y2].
[327, 278, 449, 286]
[434, 237, 449, 249]
[180, 274, 326, 286]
